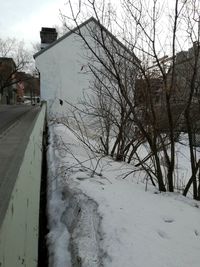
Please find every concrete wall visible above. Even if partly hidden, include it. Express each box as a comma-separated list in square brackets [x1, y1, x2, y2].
[0, 103, 46, 267]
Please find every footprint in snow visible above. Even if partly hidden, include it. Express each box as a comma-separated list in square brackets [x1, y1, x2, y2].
[163, 217, 174, 223]
[157, 230, 169, 239]
[194, 230, 199, 236]
[76, 177, 89, 181]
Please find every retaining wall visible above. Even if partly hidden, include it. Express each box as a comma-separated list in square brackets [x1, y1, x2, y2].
[0, 103, 46, 267]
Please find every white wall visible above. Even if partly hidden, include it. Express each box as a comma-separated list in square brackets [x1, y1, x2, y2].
[35, 21, 137, 118]
[36, 25, 94, 117]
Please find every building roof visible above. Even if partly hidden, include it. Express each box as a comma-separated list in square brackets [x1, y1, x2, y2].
[0, 57, 16, 68]
[33, 17, 139, 62]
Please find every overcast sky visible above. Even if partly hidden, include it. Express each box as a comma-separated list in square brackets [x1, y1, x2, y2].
[0, 0, 191, 52]
[0, 0, 66, 48]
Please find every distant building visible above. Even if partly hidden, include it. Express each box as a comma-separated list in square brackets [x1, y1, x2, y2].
[134, 42, 200, 133]
[0, 58, 17, 104]
[15, 71, 40, 104]
[172, 42, 200, 104]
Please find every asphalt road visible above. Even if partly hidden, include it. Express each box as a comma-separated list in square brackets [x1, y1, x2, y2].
[0, 105, 34, 134]
[0, 104, 41, 227]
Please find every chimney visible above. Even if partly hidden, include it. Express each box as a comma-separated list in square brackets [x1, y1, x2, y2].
[40, 27, 58, 49]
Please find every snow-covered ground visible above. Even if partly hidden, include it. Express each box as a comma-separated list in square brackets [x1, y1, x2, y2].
[47, 122, 200, 267]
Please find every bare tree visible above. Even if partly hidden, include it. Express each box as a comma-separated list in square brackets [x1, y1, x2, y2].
[0, 38, 33, 87]
[61, 1, 140, 161]
[179, 0, 200, 199]
[0, 37, 32, 71]
[0, 37, 34, 103]
[60, 0, 200, 197]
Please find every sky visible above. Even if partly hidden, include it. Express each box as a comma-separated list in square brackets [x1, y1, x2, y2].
[0, 0, 66, 48]
[0, 0, 121, 47]
[0, 0, 197, 53]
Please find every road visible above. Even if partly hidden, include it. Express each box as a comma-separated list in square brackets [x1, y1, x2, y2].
[0, 105, 35, 134]
[0, 105, 41, 227]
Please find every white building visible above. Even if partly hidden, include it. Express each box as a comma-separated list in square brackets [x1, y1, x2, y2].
[34, 17, 138, 117]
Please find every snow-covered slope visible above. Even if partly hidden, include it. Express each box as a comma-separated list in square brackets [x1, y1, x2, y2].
[47, 123, 200, 267]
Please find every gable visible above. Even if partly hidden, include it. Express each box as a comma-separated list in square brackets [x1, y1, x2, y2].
[33, 17, 138, 62]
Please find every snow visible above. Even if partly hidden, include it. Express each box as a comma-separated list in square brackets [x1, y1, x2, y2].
[47, 128, 72, 267]
[47, 122, 200, 267]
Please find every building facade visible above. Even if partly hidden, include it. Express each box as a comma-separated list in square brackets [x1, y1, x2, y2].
[34, 17, 138, 117]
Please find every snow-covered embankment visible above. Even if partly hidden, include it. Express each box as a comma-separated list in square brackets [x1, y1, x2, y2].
[47, 123, 200, 267]
[47, 124, 104, 267]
